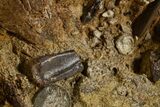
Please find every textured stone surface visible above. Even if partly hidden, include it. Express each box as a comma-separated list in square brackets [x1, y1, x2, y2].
[0, 0, 160, 107]
[140, 50, 160, 82]
[33, 85, 71, 107]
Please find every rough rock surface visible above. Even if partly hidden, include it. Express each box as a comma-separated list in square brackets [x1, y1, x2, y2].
[0, 0, 160, 107]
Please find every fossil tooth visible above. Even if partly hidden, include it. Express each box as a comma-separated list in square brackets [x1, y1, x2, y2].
[23, 50, 84, 86]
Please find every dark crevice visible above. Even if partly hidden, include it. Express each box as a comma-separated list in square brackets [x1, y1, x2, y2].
[126, 64, 129, 69]
[100, 35, 107, 47]
[12, 43, 19, 55]
[112, 67, 118, 76]
[125, 91, 128, 97]
[133, 58, 142, 74]
[17, 60, 36, 87]
[116, 24, 123, 32]
[81, 59, 89, 77]
[152, 23, 160, 42]
[17, 60, 26, 74]
[115, 0, 121, 6]
[132, 52, 159, 83]
[123, 11, 132, 16]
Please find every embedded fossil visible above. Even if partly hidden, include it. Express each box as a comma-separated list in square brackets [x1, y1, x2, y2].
[23, 50, 84, 87]
[132, 0, 160, 37]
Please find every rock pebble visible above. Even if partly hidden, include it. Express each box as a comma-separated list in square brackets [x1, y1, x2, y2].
[115, 34, 134, 55]
[33, 85, 71, 107]
[102, 10, 114, 18]
[93, 30, 102, 39]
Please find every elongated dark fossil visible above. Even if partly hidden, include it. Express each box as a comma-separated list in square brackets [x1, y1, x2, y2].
[132, 0, 160, 37]
[23, 50, 84, 87]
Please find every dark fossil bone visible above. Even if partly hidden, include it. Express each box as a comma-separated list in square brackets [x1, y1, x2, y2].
[23, 50, 84, 87]
[132, 0, 160, 37]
